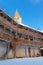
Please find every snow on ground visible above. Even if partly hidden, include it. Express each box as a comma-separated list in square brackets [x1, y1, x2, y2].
[0, 57, 43, 65]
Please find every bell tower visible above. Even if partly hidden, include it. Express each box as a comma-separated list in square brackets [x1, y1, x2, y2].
[13, 10, 22, 24]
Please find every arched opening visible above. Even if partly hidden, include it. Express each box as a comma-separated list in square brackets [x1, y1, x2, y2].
[40, 47, 43, 56]
[7, 42, 14, 59]
[0, 38, 10, 59]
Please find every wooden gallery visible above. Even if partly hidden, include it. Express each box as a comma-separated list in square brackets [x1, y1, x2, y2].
[0, 9, 43, 59]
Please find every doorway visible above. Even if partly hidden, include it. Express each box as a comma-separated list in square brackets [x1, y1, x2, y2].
[40, 47, 43, 56]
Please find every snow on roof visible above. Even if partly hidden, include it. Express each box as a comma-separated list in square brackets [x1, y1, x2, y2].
[20, 23, 43, 33]
[40, 30, 43, 33]
[0, 9, 12, 19]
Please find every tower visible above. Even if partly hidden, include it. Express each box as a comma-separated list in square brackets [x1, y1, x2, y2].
[13, 10, 22, 24]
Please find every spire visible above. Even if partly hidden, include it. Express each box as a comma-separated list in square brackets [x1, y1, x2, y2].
[13, 10, 22, 24]
[14, 10, 21, 18]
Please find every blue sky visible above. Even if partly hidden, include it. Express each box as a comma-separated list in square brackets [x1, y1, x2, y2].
[0, 0, 43, 30]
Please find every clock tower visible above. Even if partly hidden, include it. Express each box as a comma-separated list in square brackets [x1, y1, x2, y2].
[13, 10, 22, 24]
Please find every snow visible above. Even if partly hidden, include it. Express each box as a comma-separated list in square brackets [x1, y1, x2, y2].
[41, 30, 43, 33]
[0, 57, 43, 65]
[20, 23, 43, 33]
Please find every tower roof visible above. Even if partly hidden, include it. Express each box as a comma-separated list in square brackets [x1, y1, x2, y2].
[12, 10, 22, 24]
[13, 10, 21, 18]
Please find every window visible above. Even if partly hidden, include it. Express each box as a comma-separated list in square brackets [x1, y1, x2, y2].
[0, 18, 4, 23]
[0, 13, 3, 17]
[17, 24, 23, 29]
[29, 29, 33, 32]
[0, 25, 4, 31]
[41, 39, 43, 42]
[29, 35, 33, 41]
[7, 16, 12, 23]
[24, 27, 28, 30]
[17, 32, 22, 38]
[34, 37, 39, 41]
[11, 30, 16, 36]
[4, 15, 7, 19]
[24, 34, 29, 40]
[34, 30, 37, 33]
[5, 28, 10, 34]
[0, 9, 2, 12]
[41, 33, 43, 35]
[13, 20, 17, 26]
[37, 38, 41, 41]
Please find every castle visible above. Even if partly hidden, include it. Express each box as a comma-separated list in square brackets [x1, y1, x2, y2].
[0, 9, 43, 59]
